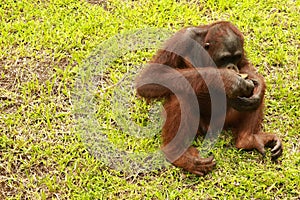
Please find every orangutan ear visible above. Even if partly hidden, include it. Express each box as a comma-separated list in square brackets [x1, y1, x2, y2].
[183, 27, 214, 67]
[186, 26, 209, 44]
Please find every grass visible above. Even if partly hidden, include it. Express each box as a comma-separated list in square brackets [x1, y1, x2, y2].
[0, 0, 299, 199]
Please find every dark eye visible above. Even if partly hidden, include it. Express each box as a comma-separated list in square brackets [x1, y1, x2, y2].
[234, 54, 242, 60]
[204, 43, 210, 50]
[220, 56, 230, 62]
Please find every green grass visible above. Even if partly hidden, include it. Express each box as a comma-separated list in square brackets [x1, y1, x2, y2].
[0, 0, 299, 199]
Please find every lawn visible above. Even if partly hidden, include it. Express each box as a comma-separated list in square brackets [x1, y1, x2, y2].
[0, 0, 299, 199]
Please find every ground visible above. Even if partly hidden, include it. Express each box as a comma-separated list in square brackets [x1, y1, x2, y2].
[0, 0, 299, 199]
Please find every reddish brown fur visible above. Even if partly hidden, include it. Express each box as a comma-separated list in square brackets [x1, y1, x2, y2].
[135, 21, 282, 176]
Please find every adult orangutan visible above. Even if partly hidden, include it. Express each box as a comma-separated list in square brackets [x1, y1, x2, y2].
[135, 21, 282, 176]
